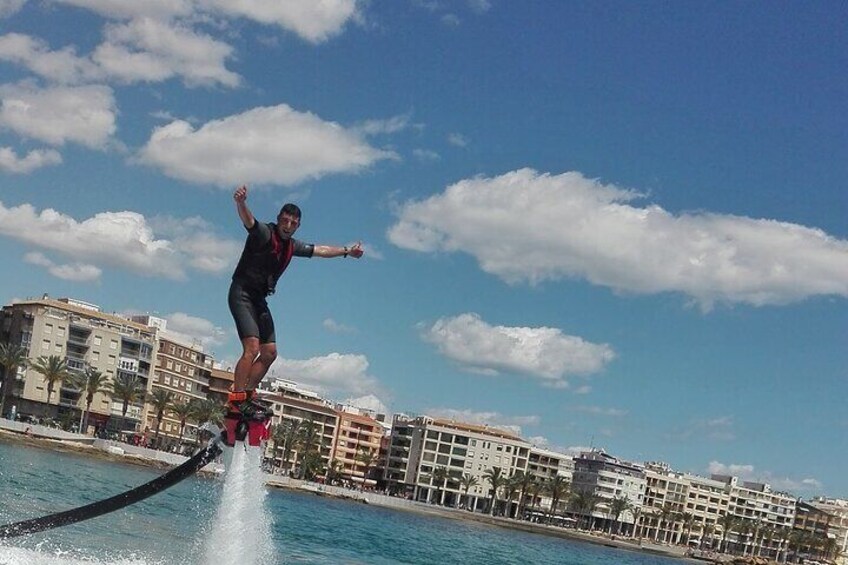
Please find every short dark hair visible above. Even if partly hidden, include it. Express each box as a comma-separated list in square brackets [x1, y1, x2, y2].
[278, 203, 302, 221]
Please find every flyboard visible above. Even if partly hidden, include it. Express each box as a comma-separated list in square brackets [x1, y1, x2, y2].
[0, 413, 269, 540]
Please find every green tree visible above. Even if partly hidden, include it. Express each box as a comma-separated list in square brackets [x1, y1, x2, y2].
[67, 367, 109, 433]
[655, 503, 676, 543]
[106, 374, 146, 422]
[570, 490, 600, 530]
[274, 418, 302, 474]
[0, 342, 29, 417]
[483, 467, 507, 516]
[430, 466, 449, 505]
[513, 471, 535, 520]
[294, 418, 320, 479]
[544, 476, 571, 524]
[190, 398, 226, 426]
[147, 388, 175, 447]
[718, 514, 738, 554]
[609, 496, 633, 535]
[459, 473, 478, 509]
[168, 399, 194, 446]
[354, 446, 380, 490]
[30, 354, 70, 404]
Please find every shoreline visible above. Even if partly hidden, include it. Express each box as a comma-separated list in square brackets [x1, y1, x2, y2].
[1, 430, 711, 563]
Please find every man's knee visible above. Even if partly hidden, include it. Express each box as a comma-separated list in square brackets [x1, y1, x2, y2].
[241, 338, 261, 360]
[258, 345, 277, 366]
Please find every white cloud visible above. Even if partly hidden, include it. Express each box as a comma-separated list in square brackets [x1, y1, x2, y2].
[0, 202, 239, 280]
[388, 169, 848, 309]
[440, 14, 460, 27]
[323, 318, 357, 334]
[0, 0, 25, 18]
[0, 82, 117, 148]
[268, 352, 380, 399]
[573, 405, 627, 417]
[467, 0, 491, 13]
[24, 251, 102, 282]
[707, 461, 823, 495]
[424, 407, 539, 437]
[343, 393, 389, 416]
[138, 104, 397, 187]
[412, 148, 440, 162]
[162, 312, 229, 350]
[668, 415, 736, 442]
[54, 0, 194, 20]
[0, 33, 101, 84]
[421, 312, 615, 387]
[447, 132, 468, 147]
[0, 146, 62, 173]
[94, 18, 240, 88]
[201, 0, 360, 44]
[354, 114, 411, 136]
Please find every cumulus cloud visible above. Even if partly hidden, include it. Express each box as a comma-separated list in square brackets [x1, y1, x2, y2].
[323, 318, 357, 334]
[447, 132, 468, 147]
[708, 461, 823, 494]
[162, 312, 229, 350]
[343, 393, 389, 416]
[24, 251, 102, 282]
[138, 104, 397, 187]
[388, 169, 848, 309]
[667, 415, 736, 442]
[421, 312, 616, 387]
[94, 18, 240, 87]
[424, 407, 539, 437]
[0, 0, 25, 18]
[0, 33, 101, 84]
[56, 0, 360, 44]
[0, 202, 239, 280]
[413, 148, 440, 162]
[268, 352, 380, 400]
[0, 146, 62, 173]
[0, 82, 117, 148]
[573, 405, 627, 417]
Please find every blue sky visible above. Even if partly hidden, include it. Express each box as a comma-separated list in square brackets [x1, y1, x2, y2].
[0, 1, 846, 497]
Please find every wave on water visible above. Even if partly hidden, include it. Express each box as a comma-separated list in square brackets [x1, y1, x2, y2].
[201, 443, 274, 565]
[0, 545, 162, 565]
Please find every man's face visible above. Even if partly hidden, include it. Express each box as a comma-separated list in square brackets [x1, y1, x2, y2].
[277, 213, 300, 239]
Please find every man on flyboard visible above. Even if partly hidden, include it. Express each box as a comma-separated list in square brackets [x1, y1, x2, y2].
[225, 185, 363, 445]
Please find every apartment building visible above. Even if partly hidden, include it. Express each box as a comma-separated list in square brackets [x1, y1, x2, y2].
[682, 473, 731, 547]
[527, 446, 574, 483]
[133, 316, 214, 446]
[641, 462, 692, 543]
[333, 406, 385, 487]
[0, 297, 156, 434]
[794, 498, 848, 565]
[208, 365, 234, 405]
[571, 450, 646, 533]
[265, 394, 339, 475]
[384, 414, 532, 511]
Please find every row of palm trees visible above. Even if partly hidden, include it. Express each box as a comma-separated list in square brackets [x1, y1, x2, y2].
[0, 345, 224, 448]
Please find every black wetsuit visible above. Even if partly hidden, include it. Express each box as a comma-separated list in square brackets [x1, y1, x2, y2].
[229, 221, 314, 343]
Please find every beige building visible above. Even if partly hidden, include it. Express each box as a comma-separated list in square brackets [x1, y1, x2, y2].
[384, 414, 532, 512]
[265, 394, 339, 476]
[572, 450, 646, 533]
[682, 473, 731, 548]
[0, 296, 157, 435]
[641, 462, 693, 543]
[332, 407, 384, 487]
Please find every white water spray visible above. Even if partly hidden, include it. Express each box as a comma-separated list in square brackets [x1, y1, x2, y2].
[203, 443, 274, 565]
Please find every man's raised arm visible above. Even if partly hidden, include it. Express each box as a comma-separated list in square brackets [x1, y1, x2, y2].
[233, 185, 255, 229]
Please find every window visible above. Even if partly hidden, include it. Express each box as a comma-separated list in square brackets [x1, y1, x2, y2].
[93, 335, 102, 346]
[92, 351, 99, 361]
[108, 355, 116, 365]
[57, 327, 66, 337]
[110, 340, 118, 350]
[42, 339, 50, 350]
[44, 324, 53, 335]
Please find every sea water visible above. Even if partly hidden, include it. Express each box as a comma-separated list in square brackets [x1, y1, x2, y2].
[0, 441, 684, 565]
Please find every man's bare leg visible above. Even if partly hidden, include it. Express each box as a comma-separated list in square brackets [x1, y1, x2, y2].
[233, 337, 260, 392]
[246, 343, 277, 391]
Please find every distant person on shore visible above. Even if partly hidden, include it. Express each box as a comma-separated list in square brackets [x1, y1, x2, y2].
[228, 185, 364, 415]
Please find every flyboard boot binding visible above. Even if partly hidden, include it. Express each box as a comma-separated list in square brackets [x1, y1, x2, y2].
[222, 390, 271, 447]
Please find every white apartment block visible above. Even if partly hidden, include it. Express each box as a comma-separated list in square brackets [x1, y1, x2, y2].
[572, 450, 646, 532]
[682, 473, 731, 545]
[641, 462, 692, 543]
[384, 415, 532, 511]
[527, 446, 574, 483]
[0, 297, 157, 434]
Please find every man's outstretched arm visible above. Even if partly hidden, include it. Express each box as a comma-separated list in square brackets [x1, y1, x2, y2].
[312, 241, 364, 259]
[233, 185, 255, 229]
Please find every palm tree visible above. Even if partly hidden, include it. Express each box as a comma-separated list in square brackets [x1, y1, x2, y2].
[483, 467, 506, 516]
[30, 354, 70, 405]
[354, 446, 380, 490]
[701, 522, 716, 550]
[168, 399, 195, 446]
[679, 512, 696, 546]
[106, 374, 146, 423]
[430, 466, 449, 505]
[526, 478, 544, 515]
[718, 514, 738, 554]
[67, 367, 109, 433]
[275, 418, 302, 474]
[190, 398, 226, 426]
[147, 388, 174, 447]
[295, 418, 320, 479]
[501, 474, 521, 518]
[656, 503, 676, 543]
[544, 476, 571, 525]
[609, 496, 632, 535]
[0, 342, 28, 417]
[570, 491, 600, 530]
[459, 473, 478, 510]
[513, 471, 535, 520]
